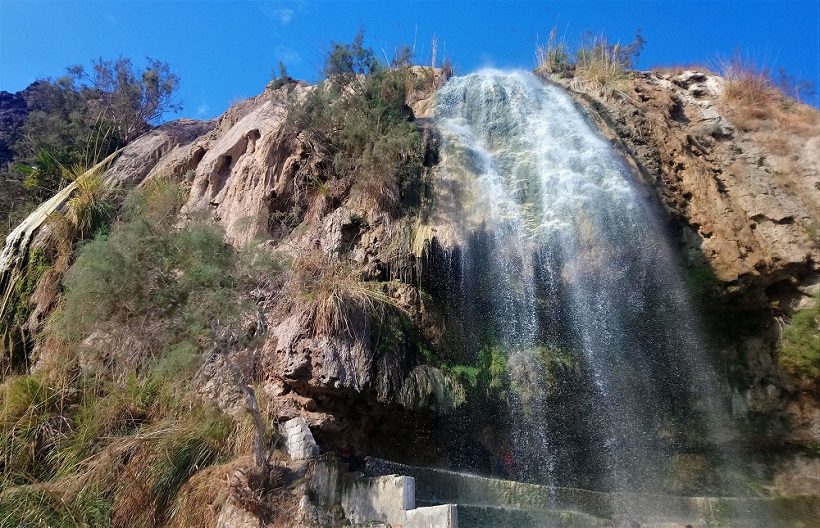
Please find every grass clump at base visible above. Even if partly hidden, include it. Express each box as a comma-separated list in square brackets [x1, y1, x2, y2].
[0, 369, 263, 527]
[0, 485, 112, 528]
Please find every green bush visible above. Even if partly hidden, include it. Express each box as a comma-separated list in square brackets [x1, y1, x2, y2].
[51, 179, 271, 377]
[283, 30, 424, 214]
[779, 297, 820, 381]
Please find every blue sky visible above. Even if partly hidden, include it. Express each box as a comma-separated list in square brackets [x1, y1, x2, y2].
[1, 0, 818, 119]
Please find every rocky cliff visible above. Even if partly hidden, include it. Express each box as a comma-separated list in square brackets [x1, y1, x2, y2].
[75, 65, 819, 452]
[543, 69, 819, 447]
[1, 64, 817, 525]
[21, 65, 819, 449]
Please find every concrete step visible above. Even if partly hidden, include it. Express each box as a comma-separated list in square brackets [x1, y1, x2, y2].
[421, 502, 702, 528]
[456, 504, 606, 528]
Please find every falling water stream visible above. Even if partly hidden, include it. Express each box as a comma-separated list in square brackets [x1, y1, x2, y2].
[432, 70, 731, 493]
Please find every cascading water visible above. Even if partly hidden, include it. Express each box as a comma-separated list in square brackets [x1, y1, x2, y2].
[431, 70, 731, 493]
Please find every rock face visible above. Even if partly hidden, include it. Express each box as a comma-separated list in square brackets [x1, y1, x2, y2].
[551, 70, 818, 291]
[92, 68, 820, 452]
[76, 76, 450, 462]
[14, 66, 815, 490]
[546, 69, 819, 447]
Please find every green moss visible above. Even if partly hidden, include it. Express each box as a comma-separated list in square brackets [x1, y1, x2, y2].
[779, 296, 820, 381]
[13, 248, 49, 318]
[1, 247, 52, 371]
[479, 344, 509, 396]
[804, 441, 820, 455]
[448, 365, 480, 389]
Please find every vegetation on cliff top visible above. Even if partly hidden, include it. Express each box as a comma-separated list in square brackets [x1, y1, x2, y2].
[535, 26, 645, 96]
[1, 57, 181, 235]
[280, 29, 426, 215]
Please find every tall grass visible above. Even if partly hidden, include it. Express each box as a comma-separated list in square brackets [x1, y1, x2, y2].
[715, 50, 781, 127]
[286, 251, 403, 338]
[535, 26, 569, 75]
[535, 28, 644, 98]
[572, 33, 632, 97]
[1, 368, 260, 527]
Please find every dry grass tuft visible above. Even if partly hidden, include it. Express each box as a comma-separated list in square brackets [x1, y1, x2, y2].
[714, 50, 820, 135]
[286, 251, 402, 337]
[166, 456, 251, 528]
[570, 33, 633, 98]
[720, 56, 777, 110]
[535, 26, 569, 75]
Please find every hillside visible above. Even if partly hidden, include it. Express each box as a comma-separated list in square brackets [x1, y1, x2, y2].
[0, 56, 818, 526]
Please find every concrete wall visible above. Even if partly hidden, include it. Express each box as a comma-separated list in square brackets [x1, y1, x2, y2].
[278, 416, 319, 460]
[342, 475, 414, 524]
[364, 457, 820, 528]
[405, 504, 458, 528]
[340, 472, 457, 528]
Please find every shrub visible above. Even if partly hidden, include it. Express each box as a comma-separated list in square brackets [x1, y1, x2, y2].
[282, 30, 424, 215]
[2, 57, 180, 224]
[779, 296, 820, 381]
[50, 179, 269, 377]
[286, 251, 400, 338]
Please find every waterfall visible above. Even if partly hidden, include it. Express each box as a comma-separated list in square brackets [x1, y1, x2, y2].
[432, 70, 729, 492]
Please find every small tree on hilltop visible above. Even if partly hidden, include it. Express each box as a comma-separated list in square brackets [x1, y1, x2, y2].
[323, 28, 382, 86]
[80, 57, 182, 142]
[9, 57, 181, 201]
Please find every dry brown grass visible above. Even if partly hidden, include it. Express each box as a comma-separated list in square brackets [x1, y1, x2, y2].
[285, 251, 402, 338]
[714, 50, 820, 136]
[166, 456, 251, 528]
[752, 130, 792, 154]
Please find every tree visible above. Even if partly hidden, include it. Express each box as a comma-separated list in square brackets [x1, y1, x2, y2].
[80, 57, 182, 142]
[5, 57, 181, 212]
[323, 28, 381, 83]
